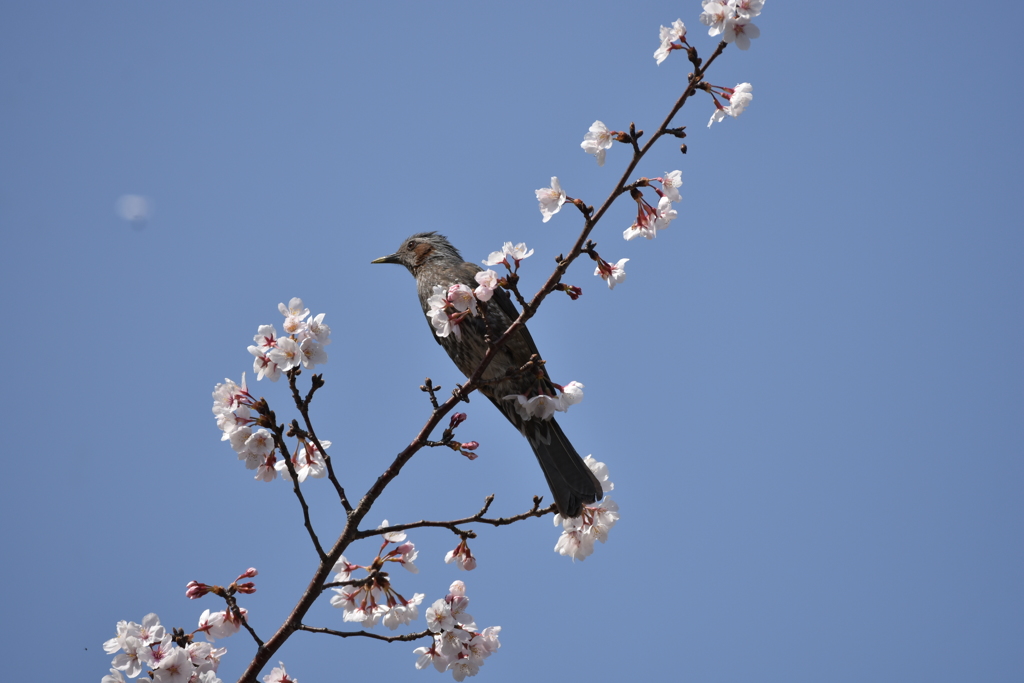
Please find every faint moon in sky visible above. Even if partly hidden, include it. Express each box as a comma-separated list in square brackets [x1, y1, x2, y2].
[115, 194, 150, 226]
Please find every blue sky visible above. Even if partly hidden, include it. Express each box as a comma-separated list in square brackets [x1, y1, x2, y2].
[2, 2, 1021, 682]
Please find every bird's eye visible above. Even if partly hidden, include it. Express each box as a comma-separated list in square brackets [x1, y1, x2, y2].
[406, 241, 416, 250]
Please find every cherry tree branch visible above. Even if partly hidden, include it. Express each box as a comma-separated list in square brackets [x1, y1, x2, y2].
[297, 625, 434, 643]
[288, 371, 353, 513]
[263, 410, 326, 561]
[353, 495, 554, 540]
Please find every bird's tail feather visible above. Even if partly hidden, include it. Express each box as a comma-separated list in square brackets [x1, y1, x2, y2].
[524, 417, 603, 518]
[486, 395, 603, 517]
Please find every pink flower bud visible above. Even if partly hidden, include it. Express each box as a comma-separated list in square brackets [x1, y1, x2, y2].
[449, 413, 468, 429]
[185, 581, 210, 599]
[461, 441, 479, 451]
[235, 582, 257, 594]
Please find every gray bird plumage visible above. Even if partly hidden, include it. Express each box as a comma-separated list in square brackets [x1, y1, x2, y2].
[372, 232, 603, 517]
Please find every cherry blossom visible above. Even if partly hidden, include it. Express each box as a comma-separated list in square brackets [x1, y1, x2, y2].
[482, 242, 533, 269]
[502, 242, 533, 265]
[728, 82, 753, 115]
[724, 19, 760, 50]
[444, 539, 477, 571]
[278, 297, 310, 335]
[252, 325, 277, 352]
[655, 196, 677, 230]
[559, 381, 585, 408]
[391, 541, 420, 574]
[481, 250, 507, 267]
[733, 0, 764, 21]
[654, 19, 687, 65]
[196, 608, 245, 642]
[253, 454, 276, 481]
[275, 439, 329, 483]
[111, 636, 147, 678]
[505, 393, 562, 421]
[414, 582, 500, 679]
[447, 284, 478, 316]
[660, 170, 683, 202]
[248, 346, 281, 382]
[153, 647, 191, 683]
[535, 176, 566, 222]
[584, 454, 614, 494]
[102, 669, 126, 683]
[699, 1, 731, 36]
[426, 285, 458, 340]
[473, 269, 499, 302]
[262, 661, 297, 683]
[594, 258, 629, 289]
[304, 312, 332, 344]
[299, 337, 328, 369]
[553, 456, 619, 560]
[268, 337, 301, 372]
[707, 83, 753, 127]
[708, 105, 729, 127]
[580, 120, 614, 166]
[212, 374, 252, 417]
[624, 193, 676, 240]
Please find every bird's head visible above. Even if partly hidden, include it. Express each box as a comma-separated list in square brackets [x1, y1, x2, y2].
[371, 232, 464, 275]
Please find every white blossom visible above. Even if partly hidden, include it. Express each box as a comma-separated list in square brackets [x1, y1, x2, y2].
[535, 176, 566, 222]
[481, 251, 507, 267]
[654, 19, 687, 65]
[305, 312, 331, 344]
[595, 258, 629, 289]
[426, 285, 458, 339]
[723, 19, 760, 50]
[152, 647, 191, 683]
[560, 381, 585, 408]
[262, 661, 296, 683]
[502, 242, 534, 264]
[252, 325, 277, 352]
[661, 170, 683, 202]
[473, 269, 499, 302]
[699, 1, 731, 36]
[654, 196, 677, 230]
[102, 669, 126, 683]
[624, 212, 658, 241]
[732, 0, 764, 20]
[728, 82, 753, 116]
[267, 337, 301, 372]
[505, 394, 561, 421]
[447, 284, 478, 316]
[580, 120, 614, 166]
[299, 337, 328, 369]
[553, 456, 619, 560]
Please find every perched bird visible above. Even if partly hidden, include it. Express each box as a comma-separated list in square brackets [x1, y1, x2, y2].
[372, 232, 603, 517]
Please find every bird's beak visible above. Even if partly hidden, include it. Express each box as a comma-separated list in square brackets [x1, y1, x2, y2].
[371, 253, 401, 265]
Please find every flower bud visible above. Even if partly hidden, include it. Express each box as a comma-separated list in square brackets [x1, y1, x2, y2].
[185, 581, 211, 599]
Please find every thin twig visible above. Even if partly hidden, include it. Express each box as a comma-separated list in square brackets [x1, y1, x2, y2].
[225, 592, 264, 648]
[354, 495, 554, 539]
[269, 425, 326, 561]
[289, 371, 353, 513]
[298, 625, 434, 643]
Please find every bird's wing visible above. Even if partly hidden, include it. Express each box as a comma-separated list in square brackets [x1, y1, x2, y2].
[485, 277, 553, 384]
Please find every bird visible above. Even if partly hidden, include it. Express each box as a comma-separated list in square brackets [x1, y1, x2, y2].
[372, 232, 603, 517]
